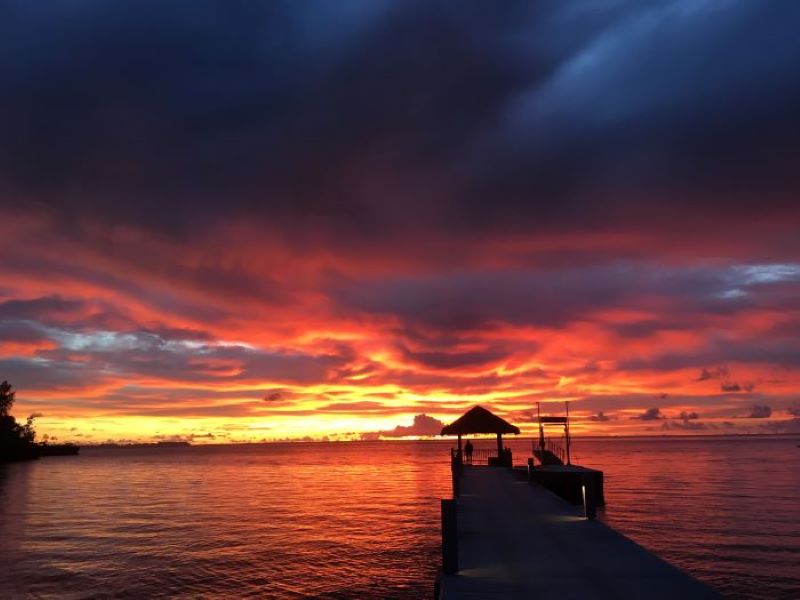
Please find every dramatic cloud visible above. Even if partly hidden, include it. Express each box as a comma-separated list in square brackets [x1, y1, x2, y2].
[1, 1, 799, 441]
[589, 412, 612, 422]
[746, 405, 772, 419]
[632, 408, 664, 421]
[697, 367, 729, 382]
[724, 382, 756, 393]
[361, 414, 444, 440]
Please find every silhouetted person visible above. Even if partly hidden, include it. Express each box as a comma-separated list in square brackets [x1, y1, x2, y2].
[465, 440, 474, 463]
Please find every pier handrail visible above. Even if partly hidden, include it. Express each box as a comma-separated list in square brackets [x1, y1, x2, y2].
[544, 439, 565, 464]
[456, 446, 514, 467]
[533, 437, 567, 465]
[462, 448, 497, 465]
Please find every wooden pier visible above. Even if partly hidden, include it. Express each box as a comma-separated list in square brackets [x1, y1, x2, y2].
[437, 465, 721, 600]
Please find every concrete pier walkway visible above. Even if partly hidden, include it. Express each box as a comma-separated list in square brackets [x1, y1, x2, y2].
[438, 466, 721, 600]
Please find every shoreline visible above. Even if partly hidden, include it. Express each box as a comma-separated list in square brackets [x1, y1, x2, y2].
[71, 432, 800, 449]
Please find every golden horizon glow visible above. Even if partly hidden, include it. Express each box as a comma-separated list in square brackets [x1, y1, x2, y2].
[2, 214, 800, 444]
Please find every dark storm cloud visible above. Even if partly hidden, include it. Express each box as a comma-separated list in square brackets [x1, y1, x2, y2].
[0, 320, 49, 343]
[7, 332, 352, 391]
[0, 295, 217, 340]
[479, 2, 800, 233]
[721, 381, 755, 393]
[746, 404, 771, 419]
[2, 1, 800, 246]
[589, 411, 612, 422]
[398, 345, 509, 370]
[2, 249, 287, 323]
[100, 385, 280, 406]
[620, 337, 800, 373]
[334, 267, 633, 329]
[696, 367, 728, 382]
[0, 0, 539, 234]
[0, 357, 94, 392]
[632, 407, 663, 421]
[332, 263, 795, 331]
[0, 296, 84, 321]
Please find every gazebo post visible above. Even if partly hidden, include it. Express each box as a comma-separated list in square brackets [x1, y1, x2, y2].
[496, 432, 503, 459]
[457, 434, 462, 454]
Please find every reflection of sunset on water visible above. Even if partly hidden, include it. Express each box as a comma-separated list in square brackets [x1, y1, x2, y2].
[2, 438, 796, 598]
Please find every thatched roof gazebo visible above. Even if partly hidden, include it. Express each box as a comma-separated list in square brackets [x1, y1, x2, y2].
[441, 405, 520, 460]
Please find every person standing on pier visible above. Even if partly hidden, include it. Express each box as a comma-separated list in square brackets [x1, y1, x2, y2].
[464, 440, 474, 464]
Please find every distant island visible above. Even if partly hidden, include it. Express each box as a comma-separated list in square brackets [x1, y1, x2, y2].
[37, 442, 81, 456]
[1, 380, 80, 462]
[86, 440, 192, 450]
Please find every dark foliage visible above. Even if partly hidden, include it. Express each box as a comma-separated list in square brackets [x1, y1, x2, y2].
[0, 380, 38, 461]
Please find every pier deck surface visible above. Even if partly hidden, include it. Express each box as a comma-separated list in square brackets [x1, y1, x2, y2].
[439, 466, 720, 600]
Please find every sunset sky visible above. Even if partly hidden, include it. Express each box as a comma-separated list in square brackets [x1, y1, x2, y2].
[2, 1, 800, 443]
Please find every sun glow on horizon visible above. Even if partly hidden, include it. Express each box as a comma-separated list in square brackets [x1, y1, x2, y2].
[2, 0, 800, 445]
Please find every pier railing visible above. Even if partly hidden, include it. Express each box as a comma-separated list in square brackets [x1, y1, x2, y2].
[533, 438, 567, 465]
[462, 448, 497, 465]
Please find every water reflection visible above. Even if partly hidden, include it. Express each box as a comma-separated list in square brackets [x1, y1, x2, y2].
[0, 443, 451, 599]
[0, 438, 798, 599]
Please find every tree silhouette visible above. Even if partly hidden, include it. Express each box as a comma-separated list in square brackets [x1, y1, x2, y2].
[0, 380, 15, 416]
[0, 380, 38, 461]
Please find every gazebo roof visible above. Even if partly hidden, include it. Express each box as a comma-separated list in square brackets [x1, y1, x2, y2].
[440, 405, 520, 436]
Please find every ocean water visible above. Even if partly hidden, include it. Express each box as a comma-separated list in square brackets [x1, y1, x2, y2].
[1, 437, 798, 599]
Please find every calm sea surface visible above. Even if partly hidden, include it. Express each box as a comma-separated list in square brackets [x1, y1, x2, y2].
[1, 437, 798, 599]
